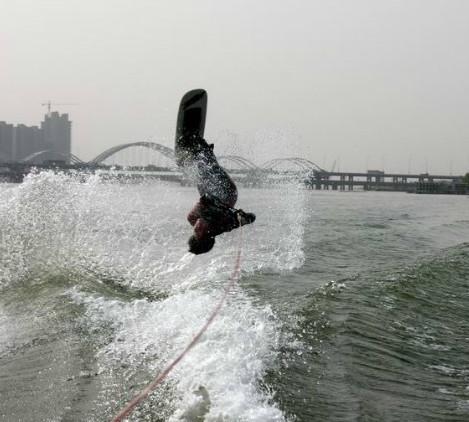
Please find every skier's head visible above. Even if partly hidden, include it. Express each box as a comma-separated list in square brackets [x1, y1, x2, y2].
[188, 235, 215, 255]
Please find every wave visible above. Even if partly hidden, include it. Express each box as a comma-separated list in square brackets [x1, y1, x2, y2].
[290, 243, 469, 421]
[0, 172, 307, 421]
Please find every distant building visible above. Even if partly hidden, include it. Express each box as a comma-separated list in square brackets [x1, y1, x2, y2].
[0, 122, 15, 161]
[0, 112, 71, 164]
[40, 112, 72, 162]
[15, 124, 42, 161]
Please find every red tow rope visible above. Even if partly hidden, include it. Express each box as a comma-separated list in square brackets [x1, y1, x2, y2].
[111, 222, 244, 421]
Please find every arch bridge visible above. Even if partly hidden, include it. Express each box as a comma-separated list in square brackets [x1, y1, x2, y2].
[89, 141, 175, 165]
[1, 139, 334, 186]
[261, 157, 326, 172]
[88, 142, 327, 174]
[21, 150, 85, 164]
[3, 139, 328, 174]
[218, 155, 258, 171]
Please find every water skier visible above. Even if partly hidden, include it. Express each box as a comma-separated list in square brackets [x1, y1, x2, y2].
[176, 134, 256, 254]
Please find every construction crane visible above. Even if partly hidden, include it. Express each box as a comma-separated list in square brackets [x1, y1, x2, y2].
[41, 101, 79, 116]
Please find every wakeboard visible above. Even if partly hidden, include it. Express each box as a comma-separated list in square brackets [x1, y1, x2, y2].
[174, 89, 208, 167]
[175, 89, 207, 141]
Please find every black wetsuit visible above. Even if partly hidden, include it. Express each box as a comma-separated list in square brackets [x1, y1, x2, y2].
[181, 136, 255, 240]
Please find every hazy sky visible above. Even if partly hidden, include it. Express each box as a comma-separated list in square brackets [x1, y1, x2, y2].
[1, 0, 468, 173]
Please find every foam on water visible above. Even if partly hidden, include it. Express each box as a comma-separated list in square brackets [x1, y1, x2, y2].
[69, 287, 284, 420]
[0, 172, 307, 420]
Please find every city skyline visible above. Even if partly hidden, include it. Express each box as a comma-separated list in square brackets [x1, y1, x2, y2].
[1, 0, 468, 174]
[1, 108, 467, 176]
[0, 112, 71, 163]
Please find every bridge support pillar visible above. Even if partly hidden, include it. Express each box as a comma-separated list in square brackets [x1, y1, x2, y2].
[340, 174, 346, 190]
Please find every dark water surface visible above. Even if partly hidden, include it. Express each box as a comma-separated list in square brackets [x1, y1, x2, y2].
[1, 173, 468, 421]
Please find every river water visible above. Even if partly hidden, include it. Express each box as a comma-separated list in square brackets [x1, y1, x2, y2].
[1, 172, 468, 421]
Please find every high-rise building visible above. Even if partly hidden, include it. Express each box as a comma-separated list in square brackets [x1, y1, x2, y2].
[15, 124, 42, 161]
[0, 112, 72, 163]
[0, 121, 15, 162]
[41, 112, 72, 162]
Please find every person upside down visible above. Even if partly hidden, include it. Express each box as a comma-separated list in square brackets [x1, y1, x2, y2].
[176, 134, 256, 254]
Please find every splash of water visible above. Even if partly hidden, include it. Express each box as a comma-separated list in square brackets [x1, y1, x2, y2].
[0, 171, 307, 420]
